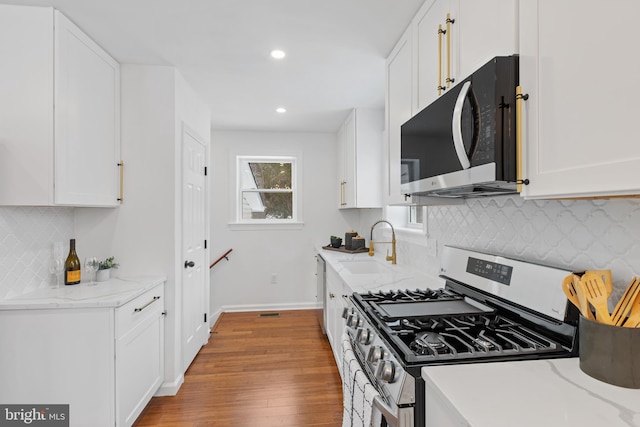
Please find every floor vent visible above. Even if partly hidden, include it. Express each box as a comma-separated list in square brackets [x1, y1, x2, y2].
[259, 312, 280, 318]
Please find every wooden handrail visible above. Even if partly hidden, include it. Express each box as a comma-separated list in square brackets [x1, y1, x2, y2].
[210, 248, 233, 269]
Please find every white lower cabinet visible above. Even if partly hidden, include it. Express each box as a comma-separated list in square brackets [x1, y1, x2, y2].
[0, 283, 164, 427]
[325, 264, 349, 376]
[115, 286, 165, 426]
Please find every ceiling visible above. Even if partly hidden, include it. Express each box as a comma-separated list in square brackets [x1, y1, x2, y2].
[3, 0, 424, 132]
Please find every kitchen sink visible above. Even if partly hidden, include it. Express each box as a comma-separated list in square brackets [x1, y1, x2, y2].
[341, 259, 394, 275]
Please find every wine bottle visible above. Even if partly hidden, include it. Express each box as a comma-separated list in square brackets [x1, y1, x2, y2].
[64, 238, 81, 285]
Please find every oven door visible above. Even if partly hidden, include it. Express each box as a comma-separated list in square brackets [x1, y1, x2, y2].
[342, 331, 414, 427]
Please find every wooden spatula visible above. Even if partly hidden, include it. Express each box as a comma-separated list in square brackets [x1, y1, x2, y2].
[622, 287, 640, 327]
[581, 272, 613, 324]
[585, 269, 613, 297]
[562, 274, 594, 320]
[611, 277, 640, 326]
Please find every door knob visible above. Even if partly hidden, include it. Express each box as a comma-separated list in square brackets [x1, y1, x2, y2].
[184, 260, 195, 268]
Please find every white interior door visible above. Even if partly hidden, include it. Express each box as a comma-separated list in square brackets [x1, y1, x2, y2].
[181, 124, 208, 371]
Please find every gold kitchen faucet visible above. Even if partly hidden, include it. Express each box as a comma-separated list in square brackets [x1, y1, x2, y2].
[369, 220, 396, 264]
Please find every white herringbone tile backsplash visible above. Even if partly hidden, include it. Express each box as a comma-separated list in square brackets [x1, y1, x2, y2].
[396, 195, 640, 299]
[0, 207, 74, 299]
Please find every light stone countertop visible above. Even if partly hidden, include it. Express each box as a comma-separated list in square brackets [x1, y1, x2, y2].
[422, 358, 640, 427]
[0, 276, 166, 310]
[317, 246, 443, 293]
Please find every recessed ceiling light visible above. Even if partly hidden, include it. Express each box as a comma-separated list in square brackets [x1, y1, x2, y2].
[276, 107, 287, 114]
[270, 50, 286, 59]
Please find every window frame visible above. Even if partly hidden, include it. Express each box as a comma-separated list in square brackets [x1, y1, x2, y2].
[231, 154, 303, 230]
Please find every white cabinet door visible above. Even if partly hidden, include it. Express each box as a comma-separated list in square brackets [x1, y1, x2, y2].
[456, 0, 518, 79]
[338, 110, 356, 208]
[338, 109, 382, 209]
[415, 0, 518, 111]
[325, 265, 344, 371]
[415, 0, 453, 111]
[55, 11, 121, 206]
[385, 29, 415, 206]
[0, 5, 54, 205]
[115, 284, 164, 427]
[520, 0, 640, 199]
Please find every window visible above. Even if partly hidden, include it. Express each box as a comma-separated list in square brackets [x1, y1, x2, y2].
[408, 206, 424, 230]
[386, 205, 426, 233]
[235, 155, 299, 224]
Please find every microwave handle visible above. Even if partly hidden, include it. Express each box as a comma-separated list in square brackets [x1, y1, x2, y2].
[451, 81, 472, 169]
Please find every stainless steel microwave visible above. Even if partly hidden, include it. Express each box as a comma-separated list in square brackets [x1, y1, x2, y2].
[400, 55, 519, 198]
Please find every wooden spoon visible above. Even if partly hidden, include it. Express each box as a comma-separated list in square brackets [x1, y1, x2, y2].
[611, 277, 640, 326]
[562, 274, 594, 320]
[580, 272, 613, 324]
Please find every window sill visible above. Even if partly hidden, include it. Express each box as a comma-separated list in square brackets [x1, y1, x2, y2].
[228, 222, 304, 231]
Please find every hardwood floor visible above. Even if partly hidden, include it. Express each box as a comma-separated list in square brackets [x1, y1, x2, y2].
[134, 309, 343, 427]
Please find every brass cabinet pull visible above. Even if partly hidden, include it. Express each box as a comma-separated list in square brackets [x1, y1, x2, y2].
[515, 87, 530, 192]
[446, 13, 455, 88]
[340, 181, 347, 206]
[117, 160, 124, 204]
[437, 24, 445, 95]
[134, 296, 161, 313]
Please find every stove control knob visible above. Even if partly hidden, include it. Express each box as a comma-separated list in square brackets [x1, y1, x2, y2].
[356, 328, 372, 345]
[346, 313, 358, 328]
[366, 346, 387, 364]
[341, 307, 352, 319]
[376, 360, 397, 384]
[346, 314, 363, 328]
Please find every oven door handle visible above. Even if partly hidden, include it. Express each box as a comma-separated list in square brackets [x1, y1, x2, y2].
[373, 395, 399, 427]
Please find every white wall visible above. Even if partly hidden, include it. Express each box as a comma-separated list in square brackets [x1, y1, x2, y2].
[209, 131, 362, 318]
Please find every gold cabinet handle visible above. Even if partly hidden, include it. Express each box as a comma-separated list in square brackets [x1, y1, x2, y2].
[117, 160, 124, 204]
[445, 13, 455, 88]
[134, 296, 160, 313]
[515, 87, 530, 192]
[437, 24, 446, 95]
[340, 180, 347, 206]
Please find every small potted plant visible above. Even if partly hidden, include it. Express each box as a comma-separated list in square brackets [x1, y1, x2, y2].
[330, 236, 342, 248]
[96, 256, 119, 282]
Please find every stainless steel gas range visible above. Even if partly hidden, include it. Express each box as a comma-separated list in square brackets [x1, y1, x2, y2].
[343, 246, 580, 427]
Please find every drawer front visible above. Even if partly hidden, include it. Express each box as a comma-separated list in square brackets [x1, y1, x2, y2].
[116, 285, 164, 338]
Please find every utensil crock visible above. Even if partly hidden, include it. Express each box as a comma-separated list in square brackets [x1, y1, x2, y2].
[579, 315, 640, 388]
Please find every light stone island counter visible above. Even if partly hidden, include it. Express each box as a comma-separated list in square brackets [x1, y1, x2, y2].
[0, 276, 166, 310]
[422, 358, 640, 427]
[318, 247, 443, 293]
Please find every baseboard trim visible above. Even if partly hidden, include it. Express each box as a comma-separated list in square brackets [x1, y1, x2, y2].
[220, 302, 320, 313]
[208, 307, 223, 330]
[156, 374, 184, 397]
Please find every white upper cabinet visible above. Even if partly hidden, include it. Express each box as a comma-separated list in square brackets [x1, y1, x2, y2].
[455, 0, 518, 83]
[0, 5, 54, 205]
[519, 0, 640, 199]
[384, 28, 414, 206]
[384, 0, 517, 205]
[415, 0, 518, 111]
[55, 11, 121, 206]
[0, 5, 120, 206]
[337, 108, 383, 209]
[415, 0, 454, 111]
